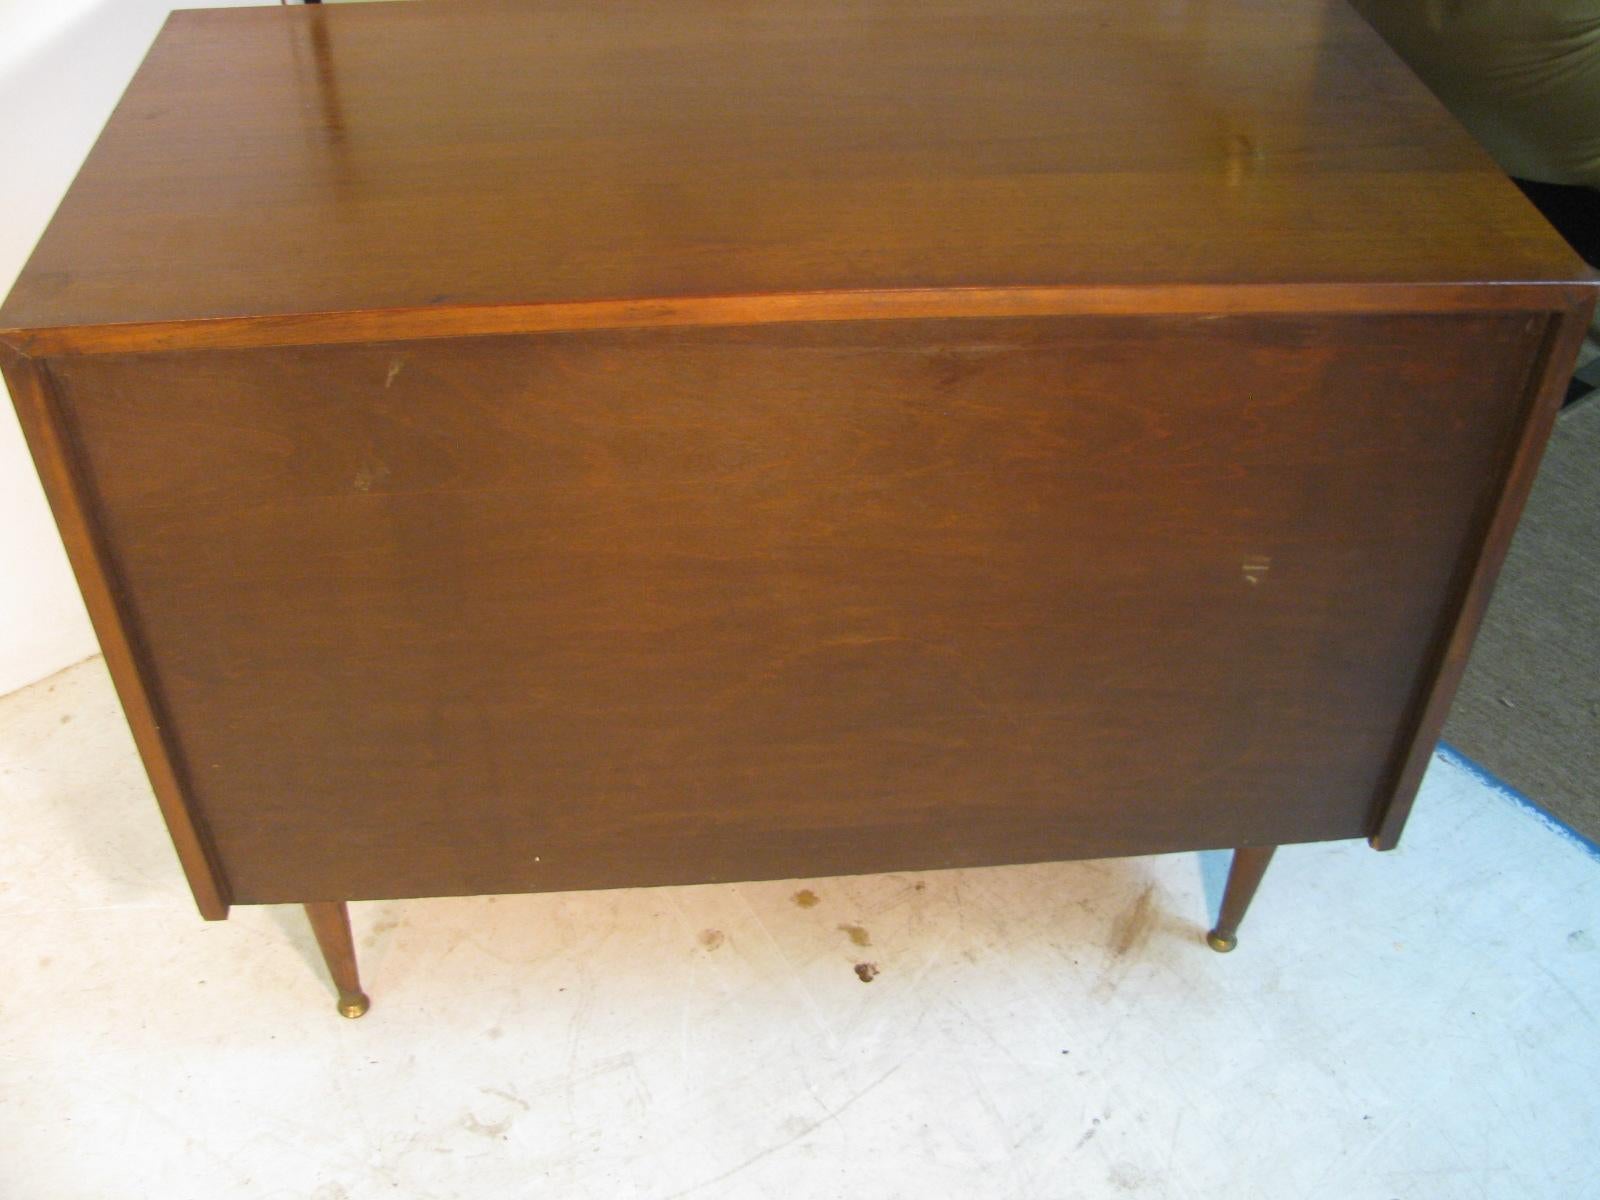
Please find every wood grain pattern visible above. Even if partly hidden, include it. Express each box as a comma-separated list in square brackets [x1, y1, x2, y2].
[0, 0, 1589, 352]
[46, 313, 1545, 903]
[5, 283, 1594, 361]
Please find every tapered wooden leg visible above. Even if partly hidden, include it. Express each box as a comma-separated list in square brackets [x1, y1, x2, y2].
[304, 901, 370, 1017]
[1206, 846, 1277, 953]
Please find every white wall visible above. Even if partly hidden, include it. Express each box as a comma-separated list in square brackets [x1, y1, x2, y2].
[0, 0, 270, 695]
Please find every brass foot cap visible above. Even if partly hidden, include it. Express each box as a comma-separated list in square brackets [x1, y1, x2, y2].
[337, 991, 371, 1019]
[1206, 929, 1237, 953]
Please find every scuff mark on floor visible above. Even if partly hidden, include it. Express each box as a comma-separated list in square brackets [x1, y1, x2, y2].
[479, 1087, 529, 1111]
[1073, 1117, 1101, 1151]
[1108, 886, 1159, 958]
[460, 1112, 511, 1139]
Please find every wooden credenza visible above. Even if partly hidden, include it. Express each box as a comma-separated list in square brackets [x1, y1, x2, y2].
[2, 0, 1593, 1016]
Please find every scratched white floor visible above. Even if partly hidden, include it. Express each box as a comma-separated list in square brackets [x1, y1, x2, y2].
[1, 657, 1597, 1199]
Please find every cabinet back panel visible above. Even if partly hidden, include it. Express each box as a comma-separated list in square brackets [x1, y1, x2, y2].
[50, 313, 1542, 902]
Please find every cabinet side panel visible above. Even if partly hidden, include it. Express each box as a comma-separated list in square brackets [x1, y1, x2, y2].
[48, 314, 1544, 904]
[1369, 299, 1594, 847]
[2, 353, 229, 917]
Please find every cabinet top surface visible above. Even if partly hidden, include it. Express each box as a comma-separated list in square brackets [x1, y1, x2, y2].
[1, 0, 1590, 342]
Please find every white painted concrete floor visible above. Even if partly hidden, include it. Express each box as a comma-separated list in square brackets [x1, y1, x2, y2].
[1, 657, 1596, 1199]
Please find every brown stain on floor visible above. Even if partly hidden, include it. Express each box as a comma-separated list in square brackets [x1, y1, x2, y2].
[838, 923, 871, 947]
[792, 889, 821, 908]
[854, 962, 880, 983]
[1108, 885, 1159, 958]
[362, 912, 403, 948]
[698, 929, 726, 951]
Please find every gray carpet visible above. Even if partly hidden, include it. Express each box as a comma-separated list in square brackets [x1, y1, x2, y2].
[1443, 390, 1600, 845]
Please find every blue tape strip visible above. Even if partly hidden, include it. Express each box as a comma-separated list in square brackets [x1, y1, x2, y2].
[1436, 741, 1600, 862]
